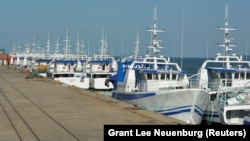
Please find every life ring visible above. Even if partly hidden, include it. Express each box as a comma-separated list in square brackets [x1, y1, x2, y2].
[105, 79, 109, 87]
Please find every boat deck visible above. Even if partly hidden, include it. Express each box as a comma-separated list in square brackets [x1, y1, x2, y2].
[0, 65, 186, 141]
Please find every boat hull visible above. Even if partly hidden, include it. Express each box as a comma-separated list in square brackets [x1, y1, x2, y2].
[111, 88, 208, 125]
[54, 77, 89, 89]
[89, 76, 114, 90]
[215, 103, 250, 125]
[203, 101, 221, 124]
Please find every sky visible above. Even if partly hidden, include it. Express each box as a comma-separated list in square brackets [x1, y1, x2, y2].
[1, 0, 250, 58]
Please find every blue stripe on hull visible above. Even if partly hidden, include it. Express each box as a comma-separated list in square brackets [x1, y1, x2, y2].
[112, 92, 205, 119]
[112, 92, 155, 100]
[161, 108, 191, 116]
[243, 120, 250, 125]
[203, 112, 220, 118]
[158, 105, 204, 117]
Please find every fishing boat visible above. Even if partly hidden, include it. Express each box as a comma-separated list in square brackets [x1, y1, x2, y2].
[192, 4, 250, 124]
[45, 30, 89, 89]
[86, 30, 118, 90]
[46, 58, 89, 89]
[109, 7, 209, 125]
[214, 86, 250, 125]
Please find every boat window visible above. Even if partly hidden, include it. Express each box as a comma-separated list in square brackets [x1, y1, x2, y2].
[160, 74, 165, 80]
[102, 64, 105, 70]
[147, 73, 152, 80]
[240, 73, 245, 79]
[235, 73, 239, 79]
[166, 74, 170, 80]
[172, 74, 176, 80]
[247, 73, 250, 79]
[227, 73, 232, 79]
[153, 73, 158, 80]
[210, 93, 217, 101]
[140, 73, 146, 80]
[220, 73, 225, 79]
[156, 59, 166, 63]
[210, 72, 219, 79]
[146, 59, 154, 62]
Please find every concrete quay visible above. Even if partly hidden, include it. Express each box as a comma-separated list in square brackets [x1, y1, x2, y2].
[0, 66, 186, 141]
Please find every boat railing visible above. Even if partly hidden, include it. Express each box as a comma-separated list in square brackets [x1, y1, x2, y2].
[208, 79, 250, 91]
[189, 79, 204, 89]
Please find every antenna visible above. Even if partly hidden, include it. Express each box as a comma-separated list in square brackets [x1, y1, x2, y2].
[206, 39, 209, 59]
[246, 40, 248, 61]
[173, 41, 176, 62]
[121, 32, 124, 59]
[180, 9, 184, 69]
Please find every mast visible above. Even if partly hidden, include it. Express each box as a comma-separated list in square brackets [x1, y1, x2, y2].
[37, 40, 40, 58]
[133, 30, 140, 61]
[81, 37, 86, 59]
[146, 7, 165, 70]
[76, 33, 80, 56]
[181, 10, 184, 69]
[54, 37, 60, 55]
[63, 28, 70, 59]
[17, 40, 21, 54]
[217, 4, 237, 68]
[24, 39, 30, 55]
[46, 33, 51, 56]
[32, 35, 37, 54]
[12, 44, 16, 54]
[146, 7, 165, 57]
[98, 29, 108, 59]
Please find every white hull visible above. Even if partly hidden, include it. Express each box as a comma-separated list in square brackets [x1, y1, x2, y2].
[112, 88, 208, 125]
[53, 73, 89, 89]
[203, 101, 221, 124]
[214, 88, 250, 125]
[89, 77, 114, 90]
[216, 104, 250, 125]
[55, 77, 89, 89]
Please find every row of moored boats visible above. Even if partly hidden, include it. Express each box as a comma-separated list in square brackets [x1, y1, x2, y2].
[8, 5, 250, 125]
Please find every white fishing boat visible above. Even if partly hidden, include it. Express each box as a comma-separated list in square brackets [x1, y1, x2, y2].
[87, 30, 118, 90]
[109, 7, 209, 125]
[44, 29, 90, 89]
[46, 59, 89, 89]
[214, 86, 250, 125]
[192, 4, 250, 124]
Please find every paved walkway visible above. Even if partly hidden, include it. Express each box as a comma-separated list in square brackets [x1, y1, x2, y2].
[0, 66, 185, 141]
